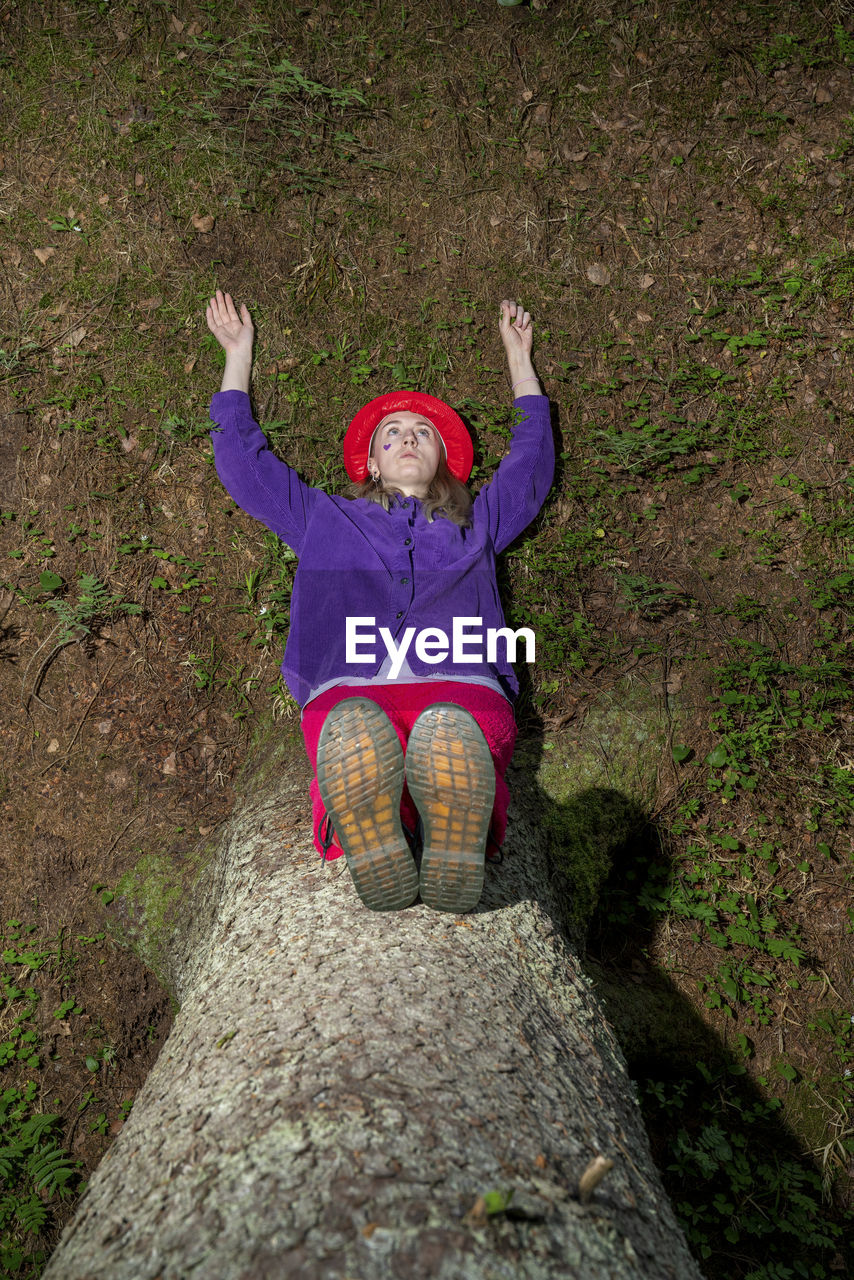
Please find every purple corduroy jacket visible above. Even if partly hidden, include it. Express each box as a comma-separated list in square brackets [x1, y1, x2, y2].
[209, 391, 554, 708]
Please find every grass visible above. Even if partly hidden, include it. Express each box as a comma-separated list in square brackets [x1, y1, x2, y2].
[1, 0, 853, 1274]
[641, 1061, 846, 1279]
[0, 918, 133, 1279]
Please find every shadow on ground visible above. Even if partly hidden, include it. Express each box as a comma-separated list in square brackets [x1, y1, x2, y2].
[505, 707, 851, 1280]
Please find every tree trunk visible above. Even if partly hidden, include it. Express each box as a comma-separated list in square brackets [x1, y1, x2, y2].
[45, 732, 701, 1280]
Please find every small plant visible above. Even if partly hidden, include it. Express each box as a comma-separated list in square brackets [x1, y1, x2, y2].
[183, 639, 223, 692]
[641, 1062, 848, 1278]
[22, 574, 142, 709]
[237, 533, 297, 652]
[241, 568, 262, 604]
[0, 922, 85, 1273]
[0, 342, 39, 377]
[48, 213, 85, 238]
[616, 572, 692, 618]
[44, 573, 141, 645]
[590, 413, 705, 476]
[162, 413, 210, 443]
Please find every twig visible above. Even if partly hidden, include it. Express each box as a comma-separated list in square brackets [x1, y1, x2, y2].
[21, 623, 73, 712]
[37, 653, 120, 770]
[102, 812, 144, 862]
[62, 653, 121, 757]
[0, 279, 121, 383]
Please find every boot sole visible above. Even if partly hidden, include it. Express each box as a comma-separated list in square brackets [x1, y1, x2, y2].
[406, 703, 495, 913]
[316, 698, 418, 912]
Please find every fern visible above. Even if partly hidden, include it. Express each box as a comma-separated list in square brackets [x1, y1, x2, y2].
[47, 573, 116, 643]
[15, 1193, 47, 1235]
[0, 1115, 63, 1188]
[45, 573, 142, 644]
[0, 1111, 78, 1227]
[0, 1145, 21, 1185]
[0, 926, 84, 1271]
[17, 1114, 60, 1147]
[75, 573, 113, 614]
[0, 1191, 19, 1226]
[27, 1142, 77, 1197]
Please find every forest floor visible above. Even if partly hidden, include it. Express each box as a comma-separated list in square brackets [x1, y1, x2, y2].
[0, 1, 852, 1276]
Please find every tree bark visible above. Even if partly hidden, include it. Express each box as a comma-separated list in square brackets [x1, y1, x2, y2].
[45, 734, 702, 1280]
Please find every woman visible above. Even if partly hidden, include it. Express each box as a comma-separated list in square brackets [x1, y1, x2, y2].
[207, 292, 553, 914]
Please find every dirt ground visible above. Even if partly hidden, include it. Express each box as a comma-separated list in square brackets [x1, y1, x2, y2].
[0, 0, 852, 1274]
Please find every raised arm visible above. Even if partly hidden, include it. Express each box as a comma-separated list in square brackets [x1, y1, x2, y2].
[499, 298, 542, 400]
[206, 290, 254, 393]
[206, 292, 319, 552]
[474, 299, 553, 551]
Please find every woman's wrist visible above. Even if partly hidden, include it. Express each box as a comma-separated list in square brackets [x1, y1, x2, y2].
[510, 364, 542, 394]
[507, 353, 538, 384]
[220, 352, 252, 394]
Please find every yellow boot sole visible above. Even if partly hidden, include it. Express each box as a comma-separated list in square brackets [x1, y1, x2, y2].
[406, 703, 495, 913]
[316, 698, 418, 912]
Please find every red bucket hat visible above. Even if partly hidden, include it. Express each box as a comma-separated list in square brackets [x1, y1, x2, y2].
[343, 391, 473, 484]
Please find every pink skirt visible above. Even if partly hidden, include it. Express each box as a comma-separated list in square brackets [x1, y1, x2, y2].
[301, 682, 517, 860]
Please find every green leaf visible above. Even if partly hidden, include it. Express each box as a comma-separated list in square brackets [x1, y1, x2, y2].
[18, 1114, 60, 1146]
[706, 746, 728, 767]
[16, 1192, 48, 1233]
[27, 1141, 77, 1195]
[39, 571, 63, 592]
[672, 744, 692, 764]
[482, 1188, 514, 1216]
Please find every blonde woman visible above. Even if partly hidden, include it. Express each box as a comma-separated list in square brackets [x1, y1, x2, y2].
[206, 294, 553, 913]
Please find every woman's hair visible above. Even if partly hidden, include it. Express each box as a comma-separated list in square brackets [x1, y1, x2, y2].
[346, 455, 473, 527]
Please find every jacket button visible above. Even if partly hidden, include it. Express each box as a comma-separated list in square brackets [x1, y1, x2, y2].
[400, 577, 410, 585]
[396, 611, 404, 619]
[404, 537, 412, 546]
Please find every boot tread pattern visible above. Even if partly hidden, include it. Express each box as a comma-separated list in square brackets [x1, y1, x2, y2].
[406, 703, 495, 914]
[316, 699, 418, 912]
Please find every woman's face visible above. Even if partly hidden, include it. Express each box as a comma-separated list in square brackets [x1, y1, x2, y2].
[369, 411, 443, 498]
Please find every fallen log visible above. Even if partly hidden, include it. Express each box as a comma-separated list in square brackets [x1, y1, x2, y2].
[46, 735, 701, 1280]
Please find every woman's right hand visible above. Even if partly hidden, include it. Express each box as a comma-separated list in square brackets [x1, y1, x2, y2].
[206, 290, 254, 358]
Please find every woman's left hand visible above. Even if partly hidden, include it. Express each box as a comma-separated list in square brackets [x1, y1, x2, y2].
[499, 298, 533, 359]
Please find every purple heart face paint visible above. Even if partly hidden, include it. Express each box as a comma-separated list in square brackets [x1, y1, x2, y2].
[370, 411, 442, 499]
